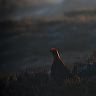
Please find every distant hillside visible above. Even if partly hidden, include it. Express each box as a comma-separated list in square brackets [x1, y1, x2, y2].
[14, 10, 96, 23]
[1, 10, 96, 30]
[63, 10, 96, 22]
[65, 10, 96, 17]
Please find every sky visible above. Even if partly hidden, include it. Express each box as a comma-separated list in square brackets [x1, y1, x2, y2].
[1, 0, 96, 20]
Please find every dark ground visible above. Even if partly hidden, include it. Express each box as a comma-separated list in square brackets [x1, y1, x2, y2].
[0, 71, 96, 96]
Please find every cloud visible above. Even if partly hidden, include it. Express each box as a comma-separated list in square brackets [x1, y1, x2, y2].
[63, 0, 96, 11]
[1, 0, 96, 21]
[22, 0, 64, 5]
[46, 0, 64, 4]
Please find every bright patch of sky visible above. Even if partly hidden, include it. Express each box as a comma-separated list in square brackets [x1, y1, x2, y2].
[1, 0, 96, 20]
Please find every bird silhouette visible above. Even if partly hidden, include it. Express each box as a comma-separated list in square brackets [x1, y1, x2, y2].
[50, 48, 70, 82]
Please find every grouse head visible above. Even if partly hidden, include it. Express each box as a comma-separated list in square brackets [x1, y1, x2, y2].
[50, 48, 62, 60]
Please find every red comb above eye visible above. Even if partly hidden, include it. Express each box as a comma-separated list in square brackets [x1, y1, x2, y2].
[50, 48, 58, 51]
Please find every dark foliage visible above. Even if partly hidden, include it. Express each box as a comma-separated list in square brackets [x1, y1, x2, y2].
[0, 71, 96, 96]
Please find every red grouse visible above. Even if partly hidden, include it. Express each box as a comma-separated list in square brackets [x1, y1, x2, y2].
[50, 48, 70, 81]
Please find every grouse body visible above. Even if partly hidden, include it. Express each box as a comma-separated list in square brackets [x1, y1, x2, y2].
[50, 48, 70, 81]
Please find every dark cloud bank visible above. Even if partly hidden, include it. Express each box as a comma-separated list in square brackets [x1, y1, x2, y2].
[1, 0, 96, 21]
[0, 20, 96, 73]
